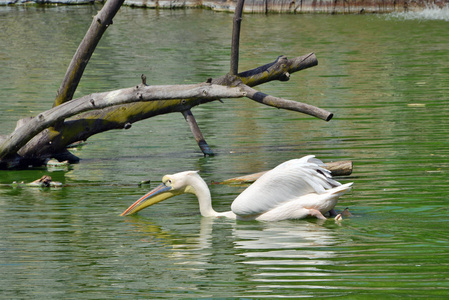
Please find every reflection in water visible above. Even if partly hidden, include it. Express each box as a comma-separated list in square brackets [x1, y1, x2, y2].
[232, 221, 346, 295]
[126, 216, 215, 251]
[234, 221, 339, 252]
[125, 215, 350, 297]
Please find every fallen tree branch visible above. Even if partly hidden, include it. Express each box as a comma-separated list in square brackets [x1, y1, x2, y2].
[4, 53, 322, 159]
[0, 52, 327, 168]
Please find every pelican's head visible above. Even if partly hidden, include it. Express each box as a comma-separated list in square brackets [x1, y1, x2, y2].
[120, 171, 200, 216]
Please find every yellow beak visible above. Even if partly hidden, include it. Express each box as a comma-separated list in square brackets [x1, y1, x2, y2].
[120, 183, 175, 216]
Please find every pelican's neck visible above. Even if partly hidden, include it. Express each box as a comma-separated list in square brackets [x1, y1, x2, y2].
[190, 173, 236, 219]
[190, 174, 218, 217]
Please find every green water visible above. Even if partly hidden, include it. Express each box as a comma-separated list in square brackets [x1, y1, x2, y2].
[1, 5, 449, 298]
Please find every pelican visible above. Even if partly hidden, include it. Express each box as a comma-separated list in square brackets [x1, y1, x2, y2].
[120, 155, 353, 221]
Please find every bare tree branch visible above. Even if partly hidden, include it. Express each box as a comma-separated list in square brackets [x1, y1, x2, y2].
[53, 0, 125, 107]
[230, 0, 246, 75]
[1, 53, 324, 163]
[240, 84, 333, 121]
[238, 53, 318, 86]
[0, 50, 327, 168]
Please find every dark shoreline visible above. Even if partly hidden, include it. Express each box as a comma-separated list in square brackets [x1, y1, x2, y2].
[2, 0, 446, 14]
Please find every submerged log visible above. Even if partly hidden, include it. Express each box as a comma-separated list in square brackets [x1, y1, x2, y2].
[218, 160, 353, 184]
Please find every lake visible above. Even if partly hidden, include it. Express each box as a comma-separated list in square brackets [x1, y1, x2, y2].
[1, 5, 449, 298]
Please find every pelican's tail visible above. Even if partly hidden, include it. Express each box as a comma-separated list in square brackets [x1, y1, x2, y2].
[328, 182, 353, 196]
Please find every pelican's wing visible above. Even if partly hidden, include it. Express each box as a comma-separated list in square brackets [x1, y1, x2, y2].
[231, 155, 341, 216]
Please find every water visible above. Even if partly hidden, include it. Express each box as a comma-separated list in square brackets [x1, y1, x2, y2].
[1, 5, 449, 298]
[389, 4, 449, 21]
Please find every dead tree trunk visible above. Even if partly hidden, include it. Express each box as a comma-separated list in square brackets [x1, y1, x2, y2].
[0, 0, 337, 170]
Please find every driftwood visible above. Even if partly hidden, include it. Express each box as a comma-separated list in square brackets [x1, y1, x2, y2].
[0, 0, 337, 169]
[217, 160, 353, 185]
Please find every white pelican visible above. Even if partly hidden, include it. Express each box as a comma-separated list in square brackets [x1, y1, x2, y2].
[120, 155, 353, 221]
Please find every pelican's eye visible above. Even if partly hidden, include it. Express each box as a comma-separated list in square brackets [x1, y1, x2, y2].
[165, 179, 172, 187]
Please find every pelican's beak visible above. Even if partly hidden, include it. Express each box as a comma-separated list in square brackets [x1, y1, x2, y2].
[120, 183, 174, 216]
